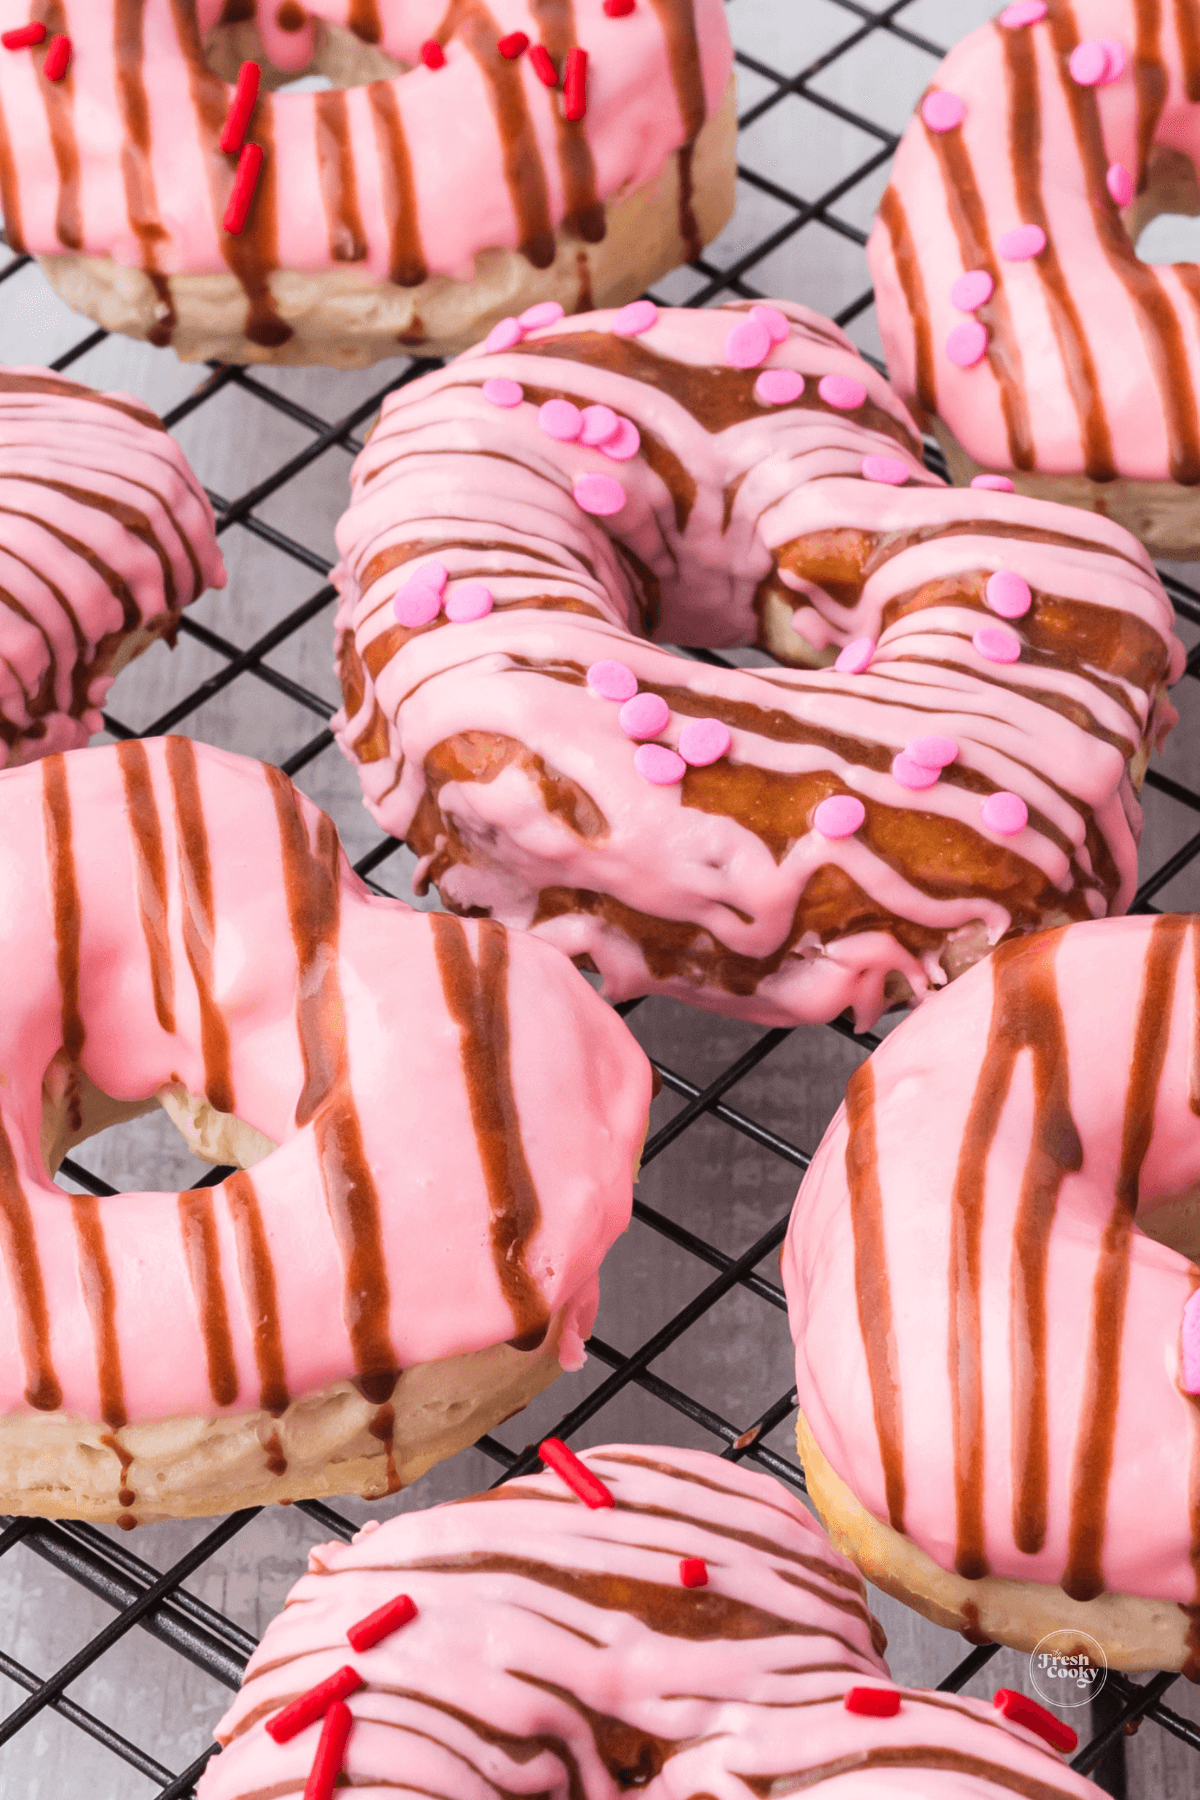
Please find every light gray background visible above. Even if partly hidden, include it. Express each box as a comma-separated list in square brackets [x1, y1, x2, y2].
[1, 0, 1199, 1793]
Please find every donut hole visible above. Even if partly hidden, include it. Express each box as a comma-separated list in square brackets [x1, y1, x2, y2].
[202, 13, 402, 93]
[1124, 145, 1200, 268]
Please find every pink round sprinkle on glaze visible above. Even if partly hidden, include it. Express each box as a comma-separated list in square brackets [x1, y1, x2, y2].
[678, 717, 731, 766]
[754, 368, 804, 405]
[600, 417, 640, 461]
[971, 473, 1015, 491]
[613, 299, 657, 337]
[587, 659, 638, 702]
[394, 586, 442, 628]
[999, 0, 1047, 24]
[519, 300, 564, 329]
[82, 708, 105, 735]
[482, 377, 523, 408]
[1182, 1290, 1200, 1393]
[861, 454, 910, 485]
[813, 794, 866, 839]
[997, 223, 1046, 260]
[406, 559, 447, 594]
[634, 743, 686, 785]
[619, 692, 670, 740]
[974, 624, 1021, 664]
[921, 90, 965, 132]
[444, 582, 494, 623]
[725, 316, 772, 369]
[1098, 38, 1126, 81]
[574, 473, 626, 514]
[907, 733, 958, 769]
[986, 569, 1032, 618]
[750, 304, 790, 343]
[980, 791, 1028, 835]
[484, 316, 523, 353]
[1069, 37, 1109, 84]
[579, 404, 620, 446]
[835, 637, 874, 675]
[950, 269, 993, 311]
[1107, 161, 1134, 207]
[818, 373, 866, 410]
[539, 398, 583, 441]
[891, 751, 940, 791]
[946, 320, 988, 368]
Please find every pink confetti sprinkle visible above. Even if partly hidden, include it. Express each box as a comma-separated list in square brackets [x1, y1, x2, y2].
[835, 637, 874, 675]
[1181, 1291, 1200, 1393]
[1069, 37, 1109, 84]
[539, 398, 583, 441]
[861, 454, 910, 485]
[950, 269, 993, 311]
[971, 473, 1015, 491]
[482, 377, 523, 408]
[980, 791, 1028, 835]
[600, 417, 640, 462]
[986, 569, 1032, 618]
[519, 300, 564, 329]
[634, 743, 686, 785]
[999, 0, 1047, 23]
[580, 404, 620, 446]
[974, 624, 1021, 664]
[574, 473, 626, 515]
[813, 794, 866, 839]
[678, 717, 731, 766]
[891, 751, 940, 791]
[818, 373, 866, 410]
[907, 734, 958, 768]
[921, 90, 965, 132]
[1098, 38, 1126, 81]
[394, 586, 442, 628]
[613, 299, 657, 337]
[82, 708, 105, 734]
[946, 320, 988, 367]
[587, 659, 638, 701]
[754, 368, 805, 405]
[725, 316, 772, 369]
[484, 316, 524, 353]
[1107, 161, 1134, 207]
[997, 223, 1046, 260]
[619, 692, 670, 739]
[445, 582, 494, 622]
[750, 305, 790, 343]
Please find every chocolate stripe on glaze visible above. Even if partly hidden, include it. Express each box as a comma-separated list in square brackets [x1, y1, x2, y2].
[178, 1187, 239, 1408]
[314, 87, 368, 265]
[71, 1195, 126, 1429]
[116, 739, 176, 1035]
[0, 370, 164, 427]
[0, 80, 25, 253]
[431, 913, 551, 1352]
[645, 0, 707, 139]
[740, 1747, 1081, 1798]
[41, 755, 86, 1090]
[876, 187, 936, 418]
[530, 0, 605, 242]
[113, 0, 171, 321]
[1135, 0, 1169, 178]
[348, 0, 383, 41]
[366, 81, 427, 287]
[1174, 0, 1200, 100]
[1063, 911, 1189, 1601]
[1185, 1252, 1200, 1680]
[164, 735, 236, 1114]
[1190, 913, 1200, 1116]
[32, 0, 81, 249]
[4, 475, 178, 611]
[0, 503, 141, 632]
[225, 1168, 289, 1416]
[0, 1110, 60, 1411]
[844, 1060, 906, 1534]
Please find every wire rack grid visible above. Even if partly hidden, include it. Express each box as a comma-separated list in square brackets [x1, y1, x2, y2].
[1, 1, 1200, 1795]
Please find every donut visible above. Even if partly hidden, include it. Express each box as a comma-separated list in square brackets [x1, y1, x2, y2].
[331, 298, 1183, 1032]
[0, 366, 224, 765]
[784, 911, 1200, 1675]
[867, 0, 1200, 558]
[0, 737, 649, 1524]
[0, 0, 734, 367]
[195, 1441, 1096, 1800]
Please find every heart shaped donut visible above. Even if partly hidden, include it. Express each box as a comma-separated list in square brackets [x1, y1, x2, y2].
[332, 299, 1183, 1031]
[0, 737, 649, 1523]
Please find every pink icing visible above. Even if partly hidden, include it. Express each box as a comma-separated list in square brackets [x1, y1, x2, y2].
[907, 734, 958, 768]
[986, 570, 1032, 617]
[539, 399, 583, 441]
[1182, 1291, 1200, 1394]
[999, 0, 1047, 23]
[921, 90, 965, 132]
[725, 316, 772, 369]
[861, 455, 910, 485]
[997, 224, 1046, 260]
[971, 473, 1015, 491]
[485, 318, 525, 354]
[482, 378, 524, 408]
[750, 304, 790, 342]
[817, 373, 866, 410]
[600, 416, 640, 461]
[633, 743, 685, 784]
[519, 301, 565, 329]
[834, 637, 875, 674]
[973, 624, 1022, 663]
[950, 269, 994, 311]
[587, 659, 638, 701]
[580, 404, 620, 446]
[574, 473, 626, 514]
[980, 790, 1028, 833]
[1107, 161, 1135, 207]
[612, 299, 658, 336]
[813, 795, 865, 839]
[393, 585, 442, 628]
[445, 583, 494, 623]
[754, 368, 805, 404]
[677, 717, 731, 766]
[891, 752, 940, 791]
[619, 692, 670, 739]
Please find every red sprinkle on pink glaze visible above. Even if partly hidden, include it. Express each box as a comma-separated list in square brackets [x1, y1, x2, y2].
[304, 1699, 353, 1800]
[484, 316, 523, 353]
[1181, 1290, 1200, 1392]
[419, 38, 445, 69]
[679, 1556, 708, 1587]
[529, 43, 558, 85]
[861, 454, 910, 485]
[974, 624, 1021, 664]
[971, 473, 1015, 490]
[818, 373, 866, 410]
[993, 1690, 1078, 1754]
[445, 583, 493, 622]
[986, 570, 1032, 618]
[1107, 162, 1134, 207]
[580, 404, 620, 446]
[266, 1667, 363, 1745]
[2, 22, 46, 49]
[813, 795, 865, 839]
[634, 744, 686, 784]
[220, 61, 260, 154]
[754, 368, 804, 405]
[538, 1438, 615, 1508]
[678, 718, 731, 766]
[750, 304, 790, 343]
[950, 269, 993, 311]
[520, 300, 564, 329]
[539, 398, 583, 441]
[43, 33, 70, 81]
[891, 752, 940, 791]
[946, 320, 988, 367]
[613, 300, 657, 336]
[223, 142, 263, 235]
[1069, 38, 1110, 84]
[834, 637, 874, 674]
[587, 659, 638, 701]
[346, 1593, 417, 1653]
[600, 417, 640, 461]
[619, 692, 670, 739]
[907, 734, 958, 768]
[997, 224, 1046, 260]
[999, 0, 1047, 23]
[482, 377, 523, 408]
[604, 0, 637, 13]
[844, 1687, 902, 1718]
[498, 30, 529, 58]
[725, 316, 772, 369]
[394, 585, 442, 628]
[564, 46, 587, 121]
[980, 791, 1028, 835]
[921, 90, 964, 132]
[574, 473, 625, 514]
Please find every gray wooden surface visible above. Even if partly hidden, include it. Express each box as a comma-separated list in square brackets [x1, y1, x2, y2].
[2, 0, 1200, 1792]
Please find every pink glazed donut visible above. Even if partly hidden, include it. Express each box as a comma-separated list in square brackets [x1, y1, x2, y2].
[0, 737, 649, 1524]
[868, 0, 1200, 557]
[784, 912, 1200, 1675]
[0, 0, 734, 366]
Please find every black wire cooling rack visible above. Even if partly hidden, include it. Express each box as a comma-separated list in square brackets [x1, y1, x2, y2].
[3, 2, 1200, 1794]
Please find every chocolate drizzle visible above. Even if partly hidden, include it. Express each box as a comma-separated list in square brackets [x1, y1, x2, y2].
[530, 0, 605, 242]
[0, 1111, 61, 1411]
[225, 1168, 289, 1416]
[32, 0, 81, 249]
[72, 1196, 126, 1429]
[116, 738, 176, 1035]
[165, 736, 235, 1115]
[315, 87, 369, 265]
[876, 187, 936, 417]
[844, 1061, 906, 1533]
[178, 1186, 239, 1408]
[366, 82, 427, 286]
[114, 0, 171, 315]
[41, 755, 86, 1130]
